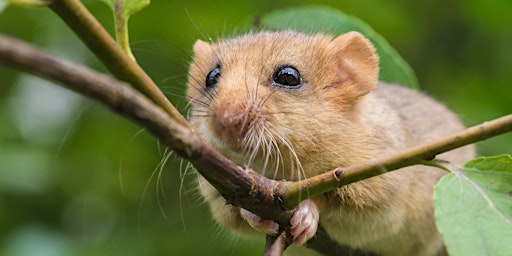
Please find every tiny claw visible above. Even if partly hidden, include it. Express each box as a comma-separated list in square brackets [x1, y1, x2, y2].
[240, 208, 279, 235]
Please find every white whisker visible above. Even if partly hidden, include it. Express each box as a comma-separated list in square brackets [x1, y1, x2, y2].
[267, 122, 306, 181]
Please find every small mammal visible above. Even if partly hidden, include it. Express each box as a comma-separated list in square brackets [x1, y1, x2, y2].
[186, 30, 475, 255]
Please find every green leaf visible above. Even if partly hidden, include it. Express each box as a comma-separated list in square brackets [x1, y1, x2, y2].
[257, 5, 419, 89]
[434, 155, 512, 256]
[100, 0, 150, 59]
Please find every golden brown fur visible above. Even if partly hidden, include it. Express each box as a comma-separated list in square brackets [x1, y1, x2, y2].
[187, 30, 475, 255]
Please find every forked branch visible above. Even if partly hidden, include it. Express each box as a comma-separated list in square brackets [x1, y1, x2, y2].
[2, 32, 512, 255]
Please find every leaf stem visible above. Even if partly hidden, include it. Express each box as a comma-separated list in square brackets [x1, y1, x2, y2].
[113, 1, 135, 60]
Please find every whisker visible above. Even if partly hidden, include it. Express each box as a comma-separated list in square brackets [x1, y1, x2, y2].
[56, 103, 92, 159]
[187, 115, 211, 120]
[270, 134, 283, 180]
[138, 151, 168, 235]
[187, 108, 211, 115]
[279, 122, 317, 147]
[187, 99, 210, 109]
[267, 122, 306, 181]
[259, 87, 280, 107]
[262, 127, 276, 178]
[162, 90, 188, 99]
[187, 71, 217, 102]
[177, 159, 191, 240]
[160, 74, 187, 85]
[243, 130, 258, 167]
[155, 149, 174, 219]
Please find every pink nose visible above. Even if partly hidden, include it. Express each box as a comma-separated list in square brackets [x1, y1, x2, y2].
[214, 102, 249, 143]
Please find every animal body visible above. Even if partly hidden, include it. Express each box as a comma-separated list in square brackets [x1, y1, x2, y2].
[186, 30, 475, 255]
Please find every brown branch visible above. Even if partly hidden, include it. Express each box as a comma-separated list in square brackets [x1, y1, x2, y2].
[0, 30, 288, 229]
[48, 0, 188, 127]
[264, 232, 291, 256]
[2, 32, 512, 255]
[0, 32, 271, 214]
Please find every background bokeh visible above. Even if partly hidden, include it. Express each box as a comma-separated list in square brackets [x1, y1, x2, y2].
[0, 0, 511, 255]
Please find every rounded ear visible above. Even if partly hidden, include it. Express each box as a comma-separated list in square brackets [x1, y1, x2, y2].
[193, 39, 215, 65]
[328, 31, 379, 98]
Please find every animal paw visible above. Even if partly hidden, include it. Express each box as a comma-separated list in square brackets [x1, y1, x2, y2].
[240, 208, 279, 235]
[290, 199, 319, 245]
[240, 199, 319, 245]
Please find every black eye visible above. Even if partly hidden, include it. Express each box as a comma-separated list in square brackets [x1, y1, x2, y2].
[272, 65, 302, 89]
[205, 66, 221, 89]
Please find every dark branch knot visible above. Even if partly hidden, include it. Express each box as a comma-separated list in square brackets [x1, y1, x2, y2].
[333, 168, 344, 181]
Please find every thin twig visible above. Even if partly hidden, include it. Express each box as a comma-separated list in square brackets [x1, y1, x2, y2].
[264, 232, 291, 256]
[279, 115, 512, 209]
[48, 0, 187, 126]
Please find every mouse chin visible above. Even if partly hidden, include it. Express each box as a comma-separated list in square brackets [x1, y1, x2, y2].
[208, 129, 298, 180]
[209, 129, 265, 165]
[205, 128, 247, 156]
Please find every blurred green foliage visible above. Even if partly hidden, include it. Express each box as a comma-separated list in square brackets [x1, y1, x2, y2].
[0, 0, 511, 255]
